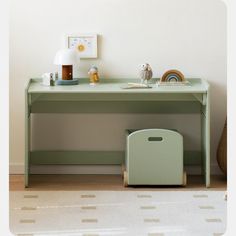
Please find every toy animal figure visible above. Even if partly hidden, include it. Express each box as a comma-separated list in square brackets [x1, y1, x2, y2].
[139, 63, 153, 84]
[88, 66, 99, 85]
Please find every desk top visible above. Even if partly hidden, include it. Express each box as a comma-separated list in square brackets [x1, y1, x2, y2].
[27, 78, 209, 94]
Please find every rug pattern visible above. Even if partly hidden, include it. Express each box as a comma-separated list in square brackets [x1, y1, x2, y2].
[10, 191, 227, 236]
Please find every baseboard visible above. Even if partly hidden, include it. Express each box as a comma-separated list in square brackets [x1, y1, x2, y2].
[9, 163, 224, 175]
[9, 163, 24, 174]
[185, 164, 223, 175]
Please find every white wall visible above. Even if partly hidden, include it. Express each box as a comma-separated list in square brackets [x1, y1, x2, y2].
[10, 0, 227, 174]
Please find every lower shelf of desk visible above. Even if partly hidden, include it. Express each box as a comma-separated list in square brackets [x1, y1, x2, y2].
[26, 150, 209, 187]
[29, 150, 202, 165]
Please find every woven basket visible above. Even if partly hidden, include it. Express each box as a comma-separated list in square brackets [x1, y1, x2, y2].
[217, 120, 227, 175]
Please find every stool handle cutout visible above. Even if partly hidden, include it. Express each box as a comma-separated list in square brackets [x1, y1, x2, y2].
[148, 137, 163, 141]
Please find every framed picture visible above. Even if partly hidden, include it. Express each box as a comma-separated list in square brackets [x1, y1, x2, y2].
[67, 34, 98, 58]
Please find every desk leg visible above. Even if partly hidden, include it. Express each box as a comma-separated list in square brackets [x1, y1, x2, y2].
[25, 93, 30, 188]
[201, 93, 210, 188]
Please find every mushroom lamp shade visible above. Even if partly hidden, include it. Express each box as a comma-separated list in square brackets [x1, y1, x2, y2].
[54, 49, 77, 80]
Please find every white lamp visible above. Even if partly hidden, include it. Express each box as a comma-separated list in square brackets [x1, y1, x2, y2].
[54, 49, 77, 80]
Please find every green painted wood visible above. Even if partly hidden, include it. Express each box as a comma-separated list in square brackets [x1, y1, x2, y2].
[28, 78, 209, 94]
[205, 87, 211, 187]
[30, 151, 124, 165]
[31, 101, 201, 114]
[201, 112, 206, 175]
[126, 129, 184, 185]
[25, 80, 31, 188]
[193, 93, 204, 105]
[200, 87, 210, 187]
[29, 150, 201, 166]
[185, 151, 202, 165]
[25, 78, 210, 187]
[30, 93, 201, 102]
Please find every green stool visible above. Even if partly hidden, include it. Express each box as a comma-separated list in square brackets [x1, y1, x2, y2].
[123, 129, 187, 186]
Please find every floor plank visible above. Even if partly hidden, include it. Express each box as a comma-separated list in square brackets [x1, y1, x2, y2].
[10, 174, 227, 191]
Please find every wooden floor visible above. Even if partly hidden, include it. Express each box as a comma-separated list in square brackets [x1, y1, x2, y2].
[10, 174, 227, 191]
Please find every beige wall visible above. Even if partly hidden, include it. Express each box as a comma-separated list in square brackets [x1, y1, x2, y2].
[10, 0, 226, 174]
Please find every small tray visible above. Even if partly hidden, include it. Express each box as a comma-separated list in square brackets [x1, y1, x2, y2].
[56, 78, 79, 85]
[157, 81, 191, 87]
[121, 82, 152, 89]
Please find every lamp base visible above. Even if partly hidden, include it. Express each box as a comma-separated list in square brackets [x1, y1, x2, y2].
[56, 78, 78, 85]
[62, 65, 73, 80]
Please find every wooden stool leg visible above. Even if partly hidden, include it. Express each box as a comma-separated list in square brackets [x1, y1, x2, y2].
[123, 171, 128, 187]
[182, 171, 187, 187]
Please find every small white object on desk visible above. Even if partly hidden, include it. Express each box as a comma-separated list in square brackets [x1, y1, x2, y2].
[122, 82, 152, 89]
[42, 72, 58, 86]
[42, 73, 53, 86]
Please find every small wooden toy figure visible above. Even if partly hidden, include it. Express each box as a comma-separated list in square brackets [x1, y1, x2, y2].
[88, 65, 100, 85]
[139, 63, 153, 84]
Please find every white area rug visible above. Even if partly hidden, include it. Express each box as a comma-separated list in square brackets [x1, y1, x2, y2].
[10, 191, 226, 236]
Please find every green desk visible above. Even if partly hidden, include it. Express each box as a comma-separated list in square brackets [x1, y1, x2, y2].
[25, 78, 210, 187]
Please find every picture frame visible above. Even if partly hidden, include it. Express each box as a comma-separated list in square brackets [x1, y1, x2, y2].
[67, 34, 98, 59]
